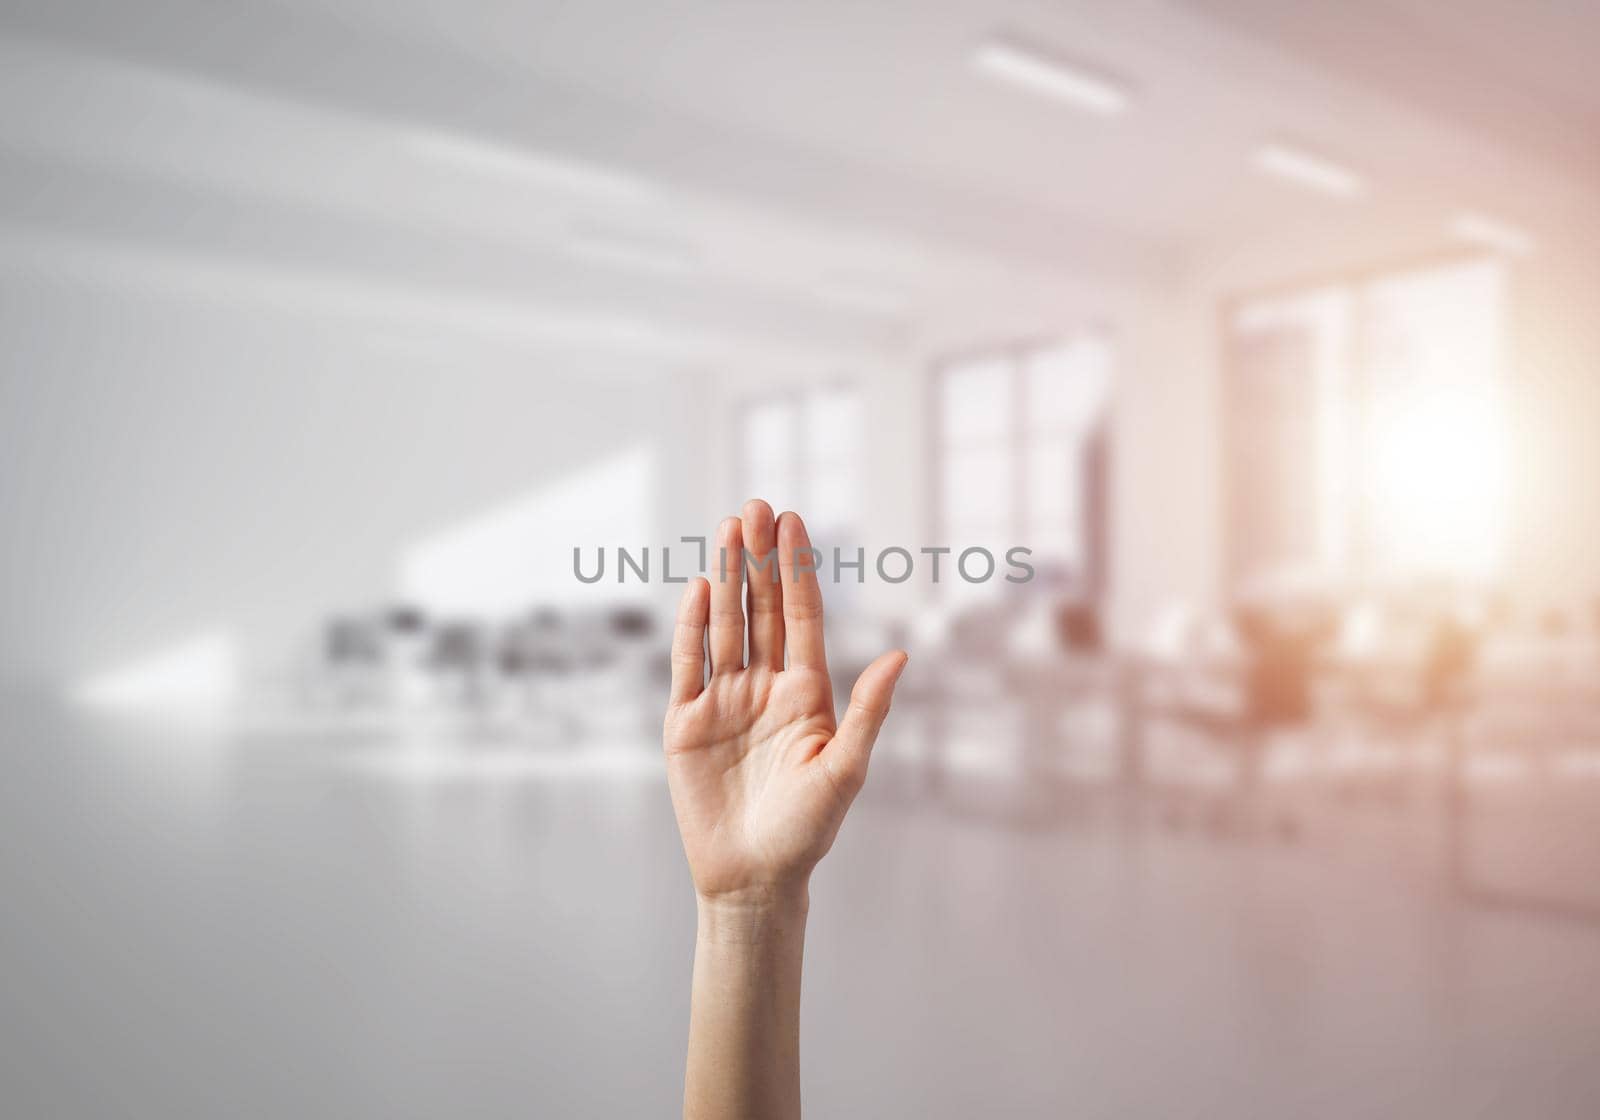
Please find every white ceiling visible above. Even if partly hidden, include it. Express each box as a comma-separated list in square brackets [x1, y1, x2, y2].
[1185, 0, 1600, 178]
[2, 0, 1596, 316]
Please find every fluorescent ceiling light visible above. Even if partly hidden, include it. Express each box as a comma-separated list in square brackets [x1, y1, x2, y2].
[569, 228, 700, 275]
[1254, 143, 1365, 199]
[973, 39, 1131, 116]
[1451, 211, 1534, 256]
[404, 128, 658, 205]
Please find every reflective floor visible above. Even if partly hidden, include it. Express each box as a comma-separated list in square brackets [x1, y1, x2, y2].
[4, 698, 1600, 1119]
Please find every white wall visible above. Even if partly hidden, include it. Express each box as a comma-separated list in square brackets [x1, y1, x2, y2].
[0, 279, 688, 692]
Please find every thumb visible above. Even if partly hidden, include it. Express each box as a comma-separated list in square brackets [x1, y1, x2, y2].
[823, 649, 909, 799]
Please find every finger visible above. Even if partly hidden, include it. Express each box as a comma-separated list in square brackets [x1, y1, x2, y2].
[669, 577, 710, 704]
[777, 511, 826, 670]
[709, 516, 746, 674]
[741, 498, 784, 671]
[821, 650, 909, 798]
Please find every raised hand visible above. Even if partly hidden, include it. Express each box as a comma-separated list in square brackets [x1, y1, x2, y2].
[663, 499, 908, 905]
[668, 500, 906, 1120]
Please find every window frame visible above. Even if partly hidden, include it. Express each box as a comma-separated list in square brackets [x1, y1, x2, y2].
[1219, 247, 1507, 592]
[928, 331, 1114, 600]
[736, 379, 865, 540]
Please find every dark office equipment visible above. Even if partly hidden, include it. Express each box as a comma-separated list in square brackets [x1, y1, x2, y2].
[608, 607, 653, 640]
[1232, 605, 1336, 727]
[1054, 601, 1102, 654]
[431, 621, 484, 670]
[325, 617, 381, 665]
[384, 605, 428, 635]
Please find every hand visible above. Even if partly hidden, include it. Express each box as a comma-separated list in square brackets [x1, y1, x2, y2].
[663, 500, 908, 906]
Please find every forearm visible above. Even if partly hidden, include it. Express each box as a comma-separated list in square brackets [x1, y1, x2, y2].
[685, 886, 809, 1120]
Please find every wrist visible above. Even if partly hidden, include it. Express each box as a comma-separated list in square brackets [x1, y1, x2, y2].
[696, 882, 810, 946]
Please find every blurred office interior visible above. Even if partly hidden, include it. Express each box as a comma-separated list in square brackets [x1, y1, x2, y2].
[3, 1, 1600, 1117]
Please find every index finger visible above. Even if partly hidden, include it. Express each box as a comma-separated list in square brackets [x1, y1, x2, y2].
[668, 577, 709, 704]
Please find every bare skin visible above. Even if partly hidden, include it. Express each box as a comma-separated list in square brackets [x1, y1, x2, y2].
[665, 500, 907, 1120]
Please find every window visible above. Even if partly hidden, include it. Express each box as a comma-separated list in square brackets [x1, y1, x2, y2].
[934, 334, 1113, 597]
[740, 385, 863, 543]
[1226, 255, 1507, 588]
[1225, 289, 1351, 582]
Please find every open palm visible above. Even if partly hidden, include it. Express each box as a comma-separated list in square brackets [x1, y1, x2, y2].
[663, 500, 907, 902]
